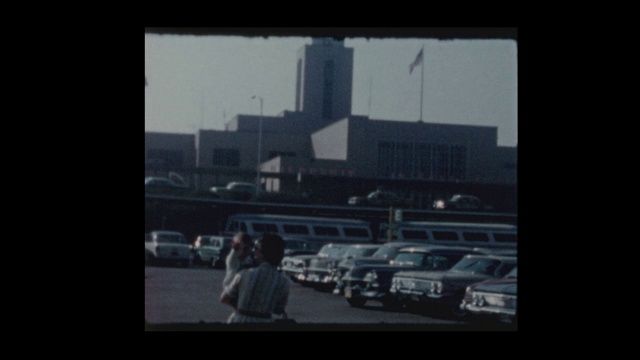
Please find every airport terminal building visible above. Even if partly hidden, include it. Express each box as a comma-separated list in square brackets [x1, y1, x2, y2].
[145, 38, 517, 209]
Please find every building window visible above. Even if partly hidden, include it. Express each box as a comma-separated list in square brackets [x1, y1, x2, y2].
[147, 149, 184, 169]
[415, 144, 432, 179]
[322, 60, 335, 120]
[295, 59, 302, 111]
[377, 141, 394, 177]
[397, 142, 412, 177]
[450, 145, 467, 180]
[212, 148, 240, 167]
[435, 145, 450, 179]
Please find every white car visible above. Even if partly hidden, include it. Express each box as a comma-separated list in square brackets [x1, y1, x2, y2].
[145, 231, 192, 267]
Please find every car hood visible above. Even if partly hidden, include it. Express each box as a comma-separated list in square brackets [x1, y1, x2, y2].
[150, 243, 191, 250]
[284, 255, 319, 261]
[470, 278, 517, 295]
[348, 263, 418, 279]
[338, 258, 389, 269]
[309, 256, 342, 269]
[281, 255, 318, 266]
[394, 270, 492, 284]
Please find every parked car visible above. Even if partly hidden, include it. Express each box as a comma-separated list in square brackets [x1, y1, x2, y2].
[145, 177, 187, 192]
[341, 245, 483, 308]
[333, 242, 423, 295]
[279, 243, 348, 283]
[305, 244, 381, 291]
[461, 267, 517, 323]
[191, 235, 233, 268]
[390, 254, 517, 318]
[145, 231, 192, 267]
[283, 237, 325, 257]
[432, 194, 492, 211]
[348, 190, 414, 208]
[209, 182, 260, 201]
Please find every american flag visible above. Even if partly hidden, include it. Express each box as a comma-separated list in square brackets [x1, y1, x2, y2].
[409, 48, 423, 75]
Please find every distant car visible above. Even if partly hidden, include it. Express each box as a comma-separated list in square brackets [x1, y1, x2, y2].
[432, 194, 492, 211]
[283, 237, 324, 257]
[461, 267, 517, 324]
[341, 245, 483, 308]
[279, 243, 349, 283]
[191, 235, 233, 268]
[348, 190, 414, 208]
[145, 231, 192, 267]
[332, 242, 423, 295]
[145, 177, 187, 192]
[390, 254, 517, 318]
[209, 182, 260, 201]
[305, 244, 382, 291]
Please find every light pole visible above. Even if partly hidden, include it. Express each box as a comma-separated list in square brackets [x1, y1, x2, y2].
[252, 95, 263, 197]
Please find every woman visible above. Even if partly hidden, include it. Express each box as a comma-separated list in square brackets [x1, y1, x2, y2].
[220, 233, 290, 323]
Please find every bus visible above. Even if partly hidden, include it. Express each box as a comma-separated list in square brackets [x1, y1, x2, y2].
[223, 213, 373, 244]
[379, 221, 517, 249]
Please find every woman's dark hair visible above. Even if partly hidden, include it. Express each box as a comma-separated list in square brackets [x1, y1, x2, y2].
[256, 233, 285, 266]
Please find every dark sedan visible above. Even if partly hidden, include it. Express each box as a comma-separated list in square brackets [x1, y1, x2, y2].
[461, 267, 517, 323]
[332, 242, 423, 295]
[341, 245, 482, 308]
[390, 254, 517, 318]
[305, 244, 381, 291]
[279, 243, 348, 283]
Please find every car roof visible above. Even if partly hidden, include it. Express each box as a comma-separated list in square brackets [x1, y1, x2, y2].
[347, 244, 381, 249]
[399, 245, 480, 253]
[462, 254, 518, 262]
[152, 231, 184, 235]
[382, 242, 424, 248]
[146, 176, 173, 182]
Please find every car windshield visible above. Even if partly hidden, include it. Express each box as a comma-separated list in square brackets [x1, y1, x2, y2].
[394, 252, 426, 266]
[321, 246, 348, 258]
[318, 245, 341, 257]
[343, 247, 378, 258]
[370, 245, 398, 259]
[450, 257, 502, 275]
[505, 267, 517, 278]
[156, 234, 187, 244]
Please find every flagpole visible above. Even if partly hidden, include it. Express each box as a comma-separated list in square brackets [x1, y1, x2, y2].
[420, 45, 424, 122]
[368, 75, 372, 117]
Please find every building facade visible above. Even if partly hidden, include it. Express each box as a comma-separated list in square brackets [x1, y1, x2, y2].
[145, 38, 516, 208]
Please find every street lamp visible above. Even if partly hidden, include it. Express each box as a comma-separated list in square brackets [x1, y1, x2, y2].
[252, 95, 263, 197]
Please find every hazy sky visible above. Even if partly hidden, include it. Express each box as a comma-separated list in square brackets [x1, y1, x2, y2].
[145, 35, 517, 147]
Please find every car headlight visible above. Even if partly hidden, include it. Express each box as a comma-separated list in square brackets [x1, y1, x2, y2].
[430, 281, 443, 294]
[363, 270, 377, 282]
[364, 270, 379, 288]
[472, 293, 485, 306]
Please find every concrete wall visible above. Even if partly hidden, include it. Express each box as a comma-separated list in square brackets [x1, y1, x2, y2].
[311, 118, 349, 160]
[145, 132, 196, 170]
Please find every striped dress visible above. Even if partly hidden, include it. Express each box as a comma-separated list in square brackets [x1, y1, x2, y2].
[223, 262, 291, 323]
